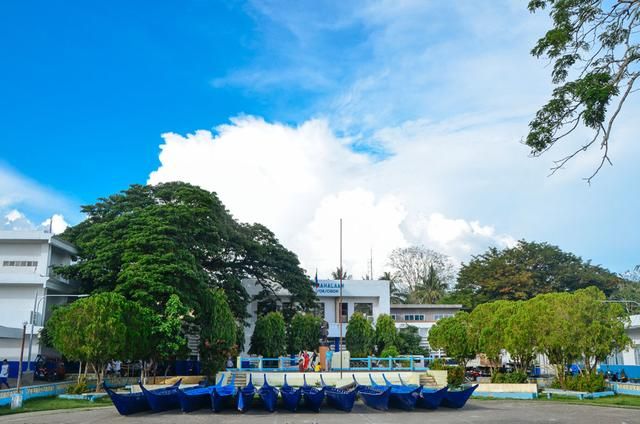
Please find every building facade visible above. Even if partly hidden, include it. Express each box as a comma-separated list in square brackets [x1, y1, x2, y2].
[390, 303, 463, 351]
[0, 231, 78, 374]
[242, 279, 390, 354]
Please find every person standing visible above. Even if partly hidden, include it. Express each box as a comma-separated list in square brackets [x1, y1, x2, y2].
[0, 359, 10, 389]
[113, 360, 122, 377]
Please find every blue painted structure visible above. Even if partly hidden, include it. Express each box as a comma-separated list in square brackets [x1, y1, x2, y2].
[599, 365, 640, 380]
[472, 391, 537, 399]
[0, 381, 73, 407]
[233, 355, 428, 372]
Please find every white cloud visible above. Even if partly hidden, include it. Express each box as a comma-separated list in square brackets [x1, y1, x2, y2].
[148, 116, 519, 278]
[0, 164, 76, 235]
[40, 214, 69, 235]
[2, 208, 69, 235]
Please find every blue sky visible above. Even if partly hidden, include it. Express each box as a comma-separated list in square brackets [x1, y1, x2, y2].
[1, 1, 638, 276]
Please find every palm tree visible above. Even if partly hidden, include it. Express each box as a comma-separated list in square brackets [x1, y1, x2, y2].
[379, 271, 407, 304]
[407, 264, 447, 304]
[331, 267, 352, 280]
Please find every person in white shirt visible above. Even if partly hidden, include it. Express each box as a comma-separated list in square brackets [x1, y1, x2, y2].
[0, 359, 10, 389]
[113, 360, 122, 377]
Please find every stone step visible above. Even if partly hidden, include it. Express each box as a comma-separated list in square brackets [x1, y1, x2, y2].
[419, 374, 438, 387]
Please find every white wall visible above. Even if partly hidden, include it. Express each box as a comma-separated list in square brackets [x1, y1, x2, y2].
[0, 285, 40, 329]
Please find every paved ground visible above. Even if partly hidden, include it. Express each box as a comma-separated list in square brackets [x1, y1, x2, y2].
[2, 401, 639, 424]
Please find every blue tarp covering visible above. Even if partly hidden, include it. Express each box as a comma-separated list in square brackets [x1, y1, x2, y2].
[599, 365, 640, 380]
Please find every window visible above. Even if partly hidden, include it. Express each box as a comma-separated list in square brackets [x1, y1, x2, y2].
[354, 303, 373, 317]
[635, 345, 640, 366]
[404, 314, 414, 321]
[339, 302, 348, 322]
[434, 313, 454, 320]
[2, 260, 38, 267]
[390, 314, 397, 320]
[314, 302, 326, 319]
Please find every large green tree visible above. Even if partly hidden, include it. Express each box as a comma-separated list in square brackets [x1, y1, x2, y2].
[345, 312, 375, 357]
[249, 312, 287, 357]
[388, 247, 455, 297]
[47, 292, 153, 388]
[453, 240, 621, 309]
[58, 183, 316, 371]
[526, 0, 639, 182]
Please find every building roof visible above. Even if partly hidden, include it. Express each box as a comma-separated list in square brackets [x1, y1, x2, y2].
[390, 303, 463, 309]
[0, 230, 77, 254]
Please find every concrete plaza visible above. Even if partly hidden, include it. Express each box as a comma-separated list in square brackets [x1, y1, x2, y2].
[1, 401, 639, 424]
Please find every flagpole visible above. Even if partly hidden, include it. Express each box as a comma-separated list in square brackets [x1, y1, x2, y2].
[339, 218, 343, 378]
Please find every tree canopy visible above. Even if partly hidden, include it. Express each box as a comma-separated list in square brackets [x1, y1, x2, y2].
[46, 292, 152, 387]
[57, 183, 316, 376]
[429, 287, 631, 388]
[452, 240, 621, 309]
[388, 246, 454, 303]
[428, 311, 476, 368]
[526, 0, 639, 181]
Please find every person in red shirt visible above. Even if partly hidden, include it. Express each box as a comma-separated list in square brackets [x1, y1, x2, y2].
[302, 351, 310, 371]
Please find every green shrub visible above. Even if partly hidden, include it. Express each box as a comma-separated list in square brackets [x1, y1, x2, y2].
[67, 377, 89, 394]
[491, 371, 528, 384]
[380, 345, 400, 358]
[429, 358, 447, 370]
[447, 366, 465, 387]
[562, 372, 606, 393]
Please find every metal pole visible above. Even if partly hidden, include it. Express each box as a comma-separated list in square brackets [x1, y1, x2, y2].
[17, 323, 27, 389]
[339, 218, 343, 378]
[27, 291, 38, 371]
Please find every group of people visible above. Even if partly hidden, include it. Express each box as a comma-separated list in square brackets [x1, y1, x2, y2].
[105, 359, 122, 377]
[297, 350, 320, 372]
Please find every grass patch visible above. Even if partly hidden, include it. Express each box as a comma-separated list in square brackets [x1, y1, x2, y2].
[0, 396, 112, 416]
[535, 394, 640, 409]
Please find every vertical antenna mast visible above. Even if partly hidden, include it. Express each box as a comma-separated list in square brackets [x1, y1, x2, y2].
[339, 218, 343, 377]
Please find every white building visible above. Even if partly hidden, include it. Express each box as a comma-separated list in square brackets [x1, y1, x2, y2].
[242, 279, 390, 353]
[390, 304, 463, 351]
[0, 231, 78, 372]
[604, 314, 640, 367]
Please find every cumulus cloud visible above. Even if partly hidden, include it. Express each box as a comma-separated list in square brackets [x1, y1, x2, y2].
[40, 214, 69, 235]
[2, 208, 69, 235]
[149, 116, 519, 278]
